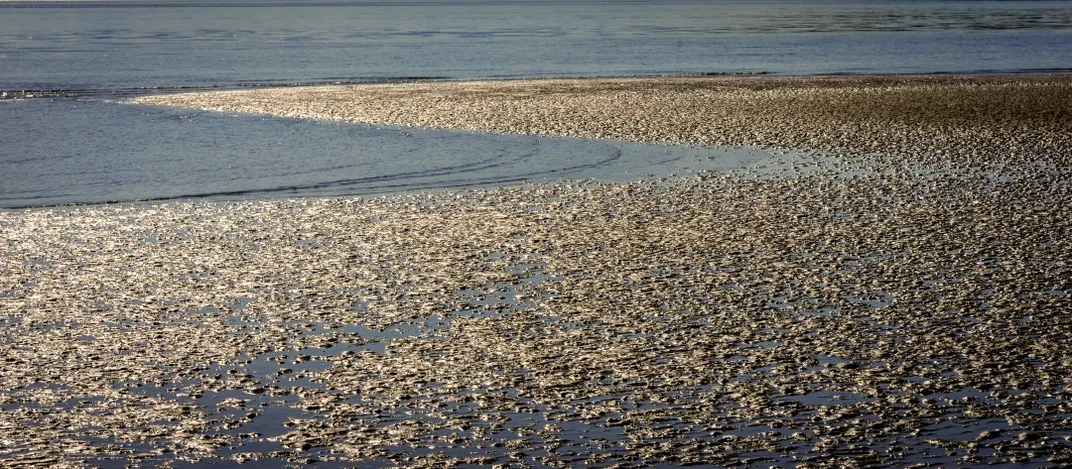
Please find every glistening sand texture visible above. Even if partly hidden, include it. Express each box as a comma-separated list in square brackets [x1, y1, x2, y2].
[133, 75, 1072, 164]
[1, 76, 1071, 467]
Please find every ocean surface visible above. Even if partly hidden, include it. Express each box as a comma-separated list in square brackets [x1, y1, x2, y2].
[2, 0, 1072, 208]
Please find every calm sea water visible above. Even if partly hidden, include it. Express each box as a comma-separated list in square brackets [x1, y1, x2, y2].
[2, 0, 1071, 208]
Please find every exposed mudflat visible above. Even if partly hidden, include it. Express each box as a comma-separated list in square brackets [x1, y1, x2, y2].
[3, 76, 1071, 467]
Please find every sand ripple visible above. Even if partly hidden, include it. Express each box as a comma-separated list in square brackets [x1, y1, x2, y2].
[2, 75, 1070, 467]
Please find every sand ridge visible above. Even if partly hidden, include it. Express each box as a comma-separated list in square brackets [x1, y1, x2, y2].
[133, 75, 1072, 164]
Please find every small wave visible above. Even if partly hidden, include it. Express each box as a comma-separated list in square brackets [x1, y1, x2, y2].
[0, 77, 462, 100]
[0, 142, 624, 210]
[0, 85, 218, 100]
[11, 68, 1072, 101]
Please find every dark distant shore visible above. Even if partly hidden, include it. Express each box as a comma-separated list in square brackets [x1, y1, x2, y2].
[1, 74, 1070, 467]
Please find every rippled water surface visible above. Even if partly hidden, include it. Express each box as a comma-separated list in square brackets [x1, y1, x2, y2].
[3, 0, 1072, 93]
[2, 0, 1071, 206]
[1, 98, 775, 208]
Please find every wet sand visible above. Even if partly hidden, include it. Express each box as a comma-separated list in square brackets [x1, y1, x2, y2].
[134, 74, 1072, 164]
[2, 75, 1071, 467]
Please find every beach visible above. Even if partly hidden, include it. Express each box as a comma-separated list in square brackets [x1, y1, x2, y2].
[3, 75, 1072, 467]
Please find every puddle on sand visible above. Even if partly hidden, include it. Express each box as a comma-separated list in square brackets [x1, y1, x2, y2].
[61, 261, 571, 467]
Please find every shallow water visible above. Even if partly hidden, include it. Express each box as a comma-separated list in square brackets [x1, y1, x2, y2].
[0, 98, 779, 208]
[2, 0, 1071, 95]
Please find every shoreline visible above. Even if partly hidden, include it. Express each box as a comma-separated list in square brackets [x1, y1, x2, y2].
[11, 69, 1072, 101]
[132, 73, 1072, 165]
